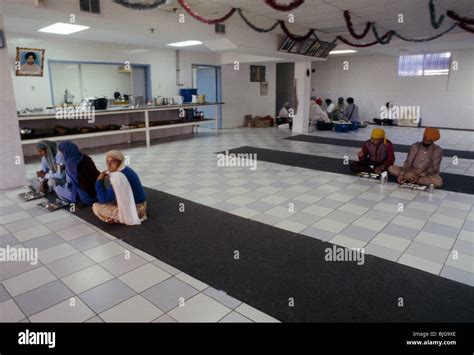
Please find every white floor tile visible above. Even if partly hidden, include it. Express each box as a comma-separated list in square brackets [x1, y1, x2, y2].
[168, 293, 231, 322]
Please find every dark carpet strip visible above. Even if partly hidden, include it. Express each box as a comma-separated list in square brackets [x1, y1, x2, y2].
[224, 146, 474, 195]
[284, 135, 474, 160]
[74, 187, 474, 322]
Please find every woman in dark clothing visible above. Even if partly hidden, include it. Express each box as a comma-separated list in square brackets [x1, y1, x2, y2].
[58, 141, 100, 206]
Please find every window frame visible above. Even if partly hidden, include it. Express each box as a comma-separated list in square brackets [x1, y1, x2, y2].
[397, 52, 451, 77]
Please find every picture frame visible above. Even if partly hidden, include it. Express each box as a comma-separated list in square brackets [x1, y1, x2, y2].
[313, 41, 337, 59]
[260, 81, 268, 96]
[289, 41, 303, 54]
[298, 40, 315, 55]
[319, 42, 337, 58]
[307, 41, 322, 56]
[250, 65, 266, 82]
[15, 47, 45, 77]
[279, 37, 295, 52]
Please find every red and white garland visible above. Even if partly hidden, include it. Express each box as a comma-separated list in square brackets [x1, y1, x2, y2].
[177, 0, 236, 24]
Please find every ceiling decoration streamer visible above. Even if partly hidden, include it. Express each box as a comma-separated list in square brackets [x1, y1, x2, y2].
[279, 21, 315, 41]
[264, 0, 305, 12]
[177, 0, 237, 24]
[169, 0, 473, 47]
[458, 23, 474, 34]
[113, 0, 169, 10]
[371, 25, 395, 45]
[446, 10, 474, 25]
[336, 35, 385, 48]
[237, 9, 280, 33]
[393, 23, 458, 43]
[429, 0, 445, 29]
[343, 10, 373, 39]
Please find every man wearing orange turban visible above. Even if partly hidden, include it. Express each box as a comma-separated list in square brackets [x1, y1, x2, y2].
[350, 128, 395, 174]
[388, 128, 443, 187]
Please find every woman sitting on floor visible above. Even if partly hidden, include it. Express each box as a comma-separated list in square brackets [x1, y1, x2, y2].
[93, 150, 147, 225]
[58, 141, 100, 206]
[31, 140, 66, 194]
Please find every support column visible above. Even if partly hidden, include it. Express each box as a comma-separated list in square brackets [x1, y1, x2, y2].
[0, 14, 27, 190]
[292, 61, 312, 134]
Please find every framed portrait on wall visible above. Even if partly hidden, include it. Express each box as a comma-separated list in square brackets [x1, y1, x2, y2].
[15, 47, 45, 77]
[250, 65, 266, 82]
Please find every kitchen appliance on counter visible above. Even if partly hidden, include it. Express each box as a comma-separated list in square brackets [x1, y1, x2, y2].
[174, 96, 184, 105]
[85, 97, 108, 110]
[154, 97, 163, 106]
[94, 97, 108, 110]
[64, 89, 74, 105]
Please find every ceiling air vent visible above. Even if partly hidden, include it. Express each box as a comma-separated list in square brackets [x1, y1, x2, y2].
[215, 23, 226, 34]
[80, 0, 101, 14]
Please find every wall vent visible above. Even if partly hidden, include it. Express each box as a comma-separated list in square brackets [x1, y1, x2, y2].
[215, 23, 226, 34]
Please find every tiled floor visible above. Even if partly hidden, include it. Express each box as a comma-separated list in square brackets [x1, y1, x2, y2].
[1, 125, 473, 322]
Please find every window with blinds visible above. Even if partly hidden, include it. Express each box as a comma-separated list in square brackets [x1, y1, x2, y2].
[398, 52, 451, 77]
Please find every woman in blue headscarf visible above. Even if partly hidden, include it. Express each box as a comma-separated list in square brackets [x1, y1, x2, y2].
[58, 141, 100, 206]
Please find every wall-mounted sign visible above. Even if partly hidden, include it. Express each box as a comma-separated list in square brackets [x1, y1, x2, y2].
[260, 81, 269, 96]
[0, 30, 4, 48]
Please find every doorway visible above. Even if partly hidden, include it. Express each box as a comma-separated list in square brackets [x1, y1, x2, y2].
[192, 64, 222, 129]
[275, 62, 295, 116]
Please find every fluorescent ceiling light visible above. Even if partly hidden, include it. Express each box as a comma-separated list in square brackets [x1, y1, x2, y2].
[329, 49, 358, 55]
[167, 40, 202, 47]
[38, 23, 90, 35]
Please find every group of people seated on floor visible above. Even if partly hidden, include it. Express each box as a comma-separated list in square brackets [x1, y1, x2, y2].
[350, 127, 444, 187]
[278, 96, 362, 131]
[310, 96, 361, 131]
[32, 140, 147, 226]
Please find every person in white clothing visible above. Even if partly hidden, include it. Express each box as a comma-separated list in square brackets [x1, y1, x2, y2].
[311, 98, 333, 130]
[277, 102, 292, 129]
[326, 99, 335, 118]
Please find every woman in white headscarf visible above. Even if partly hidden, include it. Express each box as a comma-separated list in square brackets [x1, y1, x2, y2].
[93, 150, 147, 225]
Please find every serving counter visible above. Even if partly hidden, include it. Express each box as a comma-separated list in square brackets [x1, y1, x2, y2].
[18, 102, 223, 154]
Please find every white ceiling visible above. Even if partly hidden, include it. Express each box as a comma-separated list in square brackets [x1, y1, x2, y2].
[2, 0, 474, 57]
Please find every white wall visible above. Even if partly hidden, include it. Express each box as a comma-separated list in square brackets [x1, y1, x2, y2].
[8, 33, 278, 130]
[0, 15, 27, 188]
[7, 33, 219, 109]
[311, 49, 474, 129]
[221, 62, 276, 129]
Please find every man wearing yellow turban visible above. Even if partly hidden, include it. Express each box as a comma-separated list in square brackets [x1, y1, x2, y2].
[388, 128, 443, 187]
[350, 128, 395, 174]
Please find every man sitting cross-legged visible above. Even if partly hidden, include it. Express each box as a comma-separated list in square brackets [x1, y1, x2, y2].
[388, 128, 443, 187]
[350, 128, 395, 174]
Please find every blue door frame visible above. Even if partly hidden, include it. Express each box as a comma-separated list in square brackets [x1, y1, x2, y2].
[48, 59, 152, 106]
[192, 64, 223, 130]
